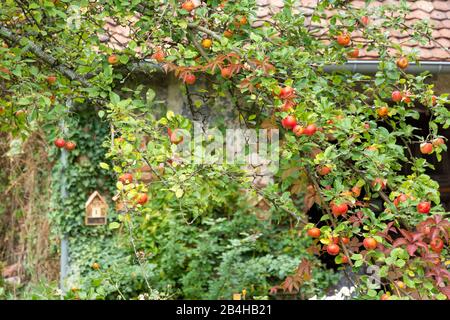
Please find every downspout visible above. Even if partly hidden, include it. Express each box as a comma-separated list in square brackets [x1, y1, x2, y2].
[59, 99, 72, 294]
[59, 118, 69, 293]
[323, 60, 450, 74]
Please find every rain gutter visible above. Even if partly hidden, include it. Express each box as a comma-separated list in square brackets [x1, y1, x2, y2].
[323, 60, 450, 74]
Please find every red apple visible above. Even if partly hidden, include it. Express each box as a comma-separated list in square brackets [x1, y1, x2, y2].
[136, 193, 148, 205]
[184, 73, 196, 85]
[303, 124, 317, 136]
[64, 141, 76, 151]
[223, 29, 233, 38]
[348, 48, 359, 58]
[281, 115, 297, 130]
[327, 243, 340, 255]
[47, 75, 57, 84]
[420, 142, 433, 155]
[181, 0, 195, 12]
[393, 193, 408, 207]
[108, 55, 119, 65]
[54, 138, 66, 148]
[432, 137, 445, 147]
[279, 86, 295, 99]
[292, 125, 305, 136]
[431, 95, 437, 106]
[391, 90, 402, 102]
[317, 165, 331, 176]
[336, 33, 351, 46]
[341, 255, 349, 264]
[352, 186, 361, 197]
[417, 201, 431, 214]
[361, 16, 369, 26]
[221, 67, 233, 79]
[307, 227, 321, 238]
[152, 50, 165, 63]
[330, 202, 348, 217]
[363, 237, 378, 250]
[119, 173, 133, 184]
[430, 238, 444, 253]
[402, 92, 412, 104]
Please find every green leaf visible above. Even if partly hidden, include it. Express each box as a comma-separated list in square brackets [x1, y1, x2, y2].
[146, 88, 156, 102]
[110, 92, 121, 105]
[184, 50, 198, 59]
[250, 33, 262, 43]
[394, 259, 405, 268]
[119, 55, 129, 64]
[99, 162, 109, 170]
[351, 253, 363, 261]
[166, 110, 175, 120]
[178, 20, 187, 29]
[175, 188, 184, 198]
[367, 289, 377, 297]
[354, 260, 363, 267]
[436, 293, 447, 300]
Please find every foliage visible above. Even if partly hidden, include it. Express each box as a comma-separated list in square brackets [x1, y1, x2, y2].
[46, 106, 156, 299]
[127, 188, 339, 299]
[48, 106, 116, 236]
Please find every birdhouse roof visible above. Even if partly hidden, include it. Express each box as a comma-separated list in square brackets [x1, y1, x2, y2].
[85, 191, 107, 208]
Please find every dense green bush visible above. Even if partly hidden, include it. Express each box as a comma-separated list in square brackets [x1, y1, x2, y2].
[132, 192, 339, 299]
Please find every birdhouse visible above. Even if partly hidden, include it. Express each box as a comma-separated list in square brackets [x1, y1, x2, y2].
[85, 191, 108, 226]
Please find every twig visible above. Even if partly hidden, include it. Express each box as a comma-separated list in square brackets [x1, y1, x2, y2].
[186, 31, 210, 61]
[188, 23, 222, 41]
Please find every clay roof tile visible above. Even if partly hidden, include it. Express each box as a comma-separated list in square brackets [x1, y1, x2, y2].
[102, 0, 450, 61]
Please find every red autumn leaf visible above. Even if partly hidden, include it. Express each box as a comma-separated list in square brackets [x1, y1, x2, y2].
[440, 286, 450, 299]
[426, 264, 450, 287]
[377, 221, 398, 243]
[420, 251, 441, 265]
[303, 184, 317, 213]
[393, 229, 428, 256]
[348, 210, 367, 228]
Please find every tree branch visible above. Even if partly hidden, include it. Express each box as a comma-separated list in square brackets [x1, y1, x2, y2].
[187, 23, 222, 42]
[186, 31, 210, 61]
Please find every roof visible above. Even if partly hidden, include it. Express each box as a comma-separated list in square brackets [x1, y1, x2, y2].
[101, 0, 450, 61]
[85, 191, 107, 208]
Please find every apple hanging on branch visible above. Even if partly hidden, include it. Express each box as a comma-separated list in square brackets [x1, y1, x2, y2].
[54, 138, 66, 148]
